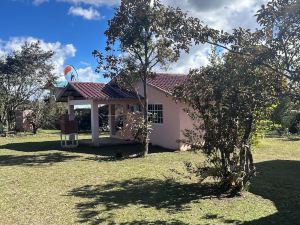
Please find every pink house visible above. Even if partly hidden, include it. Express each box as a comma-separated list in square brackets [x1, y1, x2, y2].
[56, 74, 194, 150]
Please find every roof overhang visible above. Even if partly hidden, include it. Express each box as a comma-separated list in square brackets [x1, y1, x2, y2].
[55, 82, 143, 103]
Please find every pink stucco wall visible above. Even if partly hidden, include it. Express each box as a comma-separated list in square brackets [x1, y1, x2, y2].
[136, 82, 194, 150]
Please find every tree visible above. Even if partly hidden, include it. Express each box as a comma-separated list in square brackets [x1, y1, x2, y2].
[256, 0, 300, 85]
[166, 0, 300, 193]
[173, 49, 283, 193]
[26, 98, 66, 134]
[93, 0, 193, 156]
[0, 42, 55, 131]
[188, 0, 299, 96]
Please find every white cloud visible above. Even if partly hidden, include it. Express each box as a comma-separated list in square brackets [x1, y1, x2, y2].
[0, 37, 76, 78]
[162, 0, 267, 31]
[0, 36, 101, 83]
[57, 0, 120, 7]
[68, 6, 103, 20]
[32, 0, 49, 6]
[167, 44, 211, 74]
[80, 61, 91, 66]
[159, 0, 269, 73]
[77, 66, 99, 82]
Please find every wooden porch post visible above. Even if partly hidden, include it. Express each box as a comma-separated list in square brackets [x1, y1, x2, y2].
[91, 100, 100, 146]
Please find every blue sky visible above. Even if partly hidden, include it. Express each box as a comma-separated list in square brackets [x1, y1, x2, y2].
[0, 0, 116, 83]
[0, 0, 268, 83]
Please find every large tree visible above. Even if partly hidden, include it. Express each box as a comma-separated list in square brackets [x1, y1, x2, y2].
[169, 0, 299, 193]
[93, 0, 192, 156]
[174, 49, 284, 193]
[0, 42, 55, 131]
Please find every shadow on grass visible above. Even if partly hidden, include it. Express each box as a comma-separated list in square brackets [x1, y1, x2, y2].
[67, 178, 221, 225]
[0, 152, 79, 166]
[67, 160, 300, 225]
[1, 140, 173, 158]
[241, 160, 300, 225]
[118, 220, 190, 225]
[282, 137, 300, 142]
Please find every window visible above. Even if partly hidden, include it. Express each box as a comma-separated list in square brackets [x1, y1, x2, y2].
[148, 104, 163, 124]
[129, 104, 141, 113]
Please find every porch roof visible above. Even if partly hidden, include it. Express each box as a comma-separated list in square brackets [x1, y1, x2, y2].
[56, 82, 140, 102]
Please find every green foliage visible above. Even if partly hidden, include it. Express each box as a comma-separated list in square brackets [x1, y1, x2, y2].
[26, 98, 66, 134]
[127, 112, 152, 144]
[0, 42, 55, 131]
[174, 49, 282, 193]
[187, 0, 299, 99]
[256, 0, 300, 86]
[171, 0, 300, 193]
[271, 97, 292, 125]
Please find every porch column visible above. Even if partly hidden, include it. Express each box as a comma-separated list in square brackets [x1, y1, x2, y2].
[68, 96, 75, 120]
[91, 100, 100, 146]
[109, 104, 116, 137]
[68, 97, 76, 142]
[68, 105, 75, 121]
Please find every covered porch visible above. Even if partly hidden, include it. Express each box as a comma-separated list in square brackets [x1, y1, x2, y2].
[56, 82, 142, 147]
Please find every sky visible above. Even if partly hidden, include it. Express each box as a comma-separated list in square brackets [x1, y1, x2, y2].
[0, 0, 268, 83]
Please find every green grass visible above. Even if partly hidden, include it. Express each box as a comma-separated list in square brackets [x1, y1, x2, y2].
[0, 133, 299, 225]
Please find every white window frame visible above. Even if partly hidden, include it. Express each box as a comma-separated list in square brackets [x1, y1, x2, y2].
[148, 104, 163, 124]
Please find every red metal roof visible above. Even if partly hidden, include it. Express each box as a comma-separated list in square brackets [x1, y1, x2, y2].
[70, 82, 108, 99]
[147, 73, 187, 94]
[57, 82, 139, 101]
[56, 74, 187, 102]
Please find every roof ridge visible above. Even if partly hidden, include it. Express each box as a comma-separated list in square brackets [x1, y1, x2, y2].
[154, 73, 187, 77]
[69, 81, 106, 85]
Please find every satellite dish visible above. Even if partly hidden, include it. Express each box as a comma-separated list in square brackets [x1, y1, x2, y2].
[64, 65, 79, 82]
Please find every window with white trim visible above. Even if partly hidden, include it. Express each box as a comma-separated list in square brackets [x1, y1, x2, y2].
[148, 104, 163, 124]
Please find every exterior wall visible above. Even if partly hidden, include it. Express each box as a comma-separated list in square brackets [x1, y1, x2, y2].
[136, 82, 194, 150]
[112, 82, 195, 150]
[179, 104, 194, 151]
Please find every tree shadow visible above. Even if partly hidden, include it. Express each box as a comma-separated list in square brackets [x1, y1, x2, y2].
[0, 152, 79, 166]
[67, 178, 221, 225]
[118, 220, 190, 225]
[201, 214, 241, 225]
[241, 160, 300, 225]
[67, 160, 300, 225]
[282, 137, 300, 142]
[1, 141, 173, 159]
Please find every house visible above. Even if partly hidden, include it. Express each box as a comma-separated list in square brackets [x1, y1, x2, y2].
[55, 73, 194, 150]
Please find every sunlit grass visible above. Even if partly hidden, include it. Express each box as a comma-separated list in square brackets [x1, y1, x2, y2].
[0, 132, 299, 224]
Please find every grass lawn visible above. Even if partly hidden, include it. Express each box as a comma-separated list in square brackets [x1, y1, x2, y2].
[0, 132, 299, 225]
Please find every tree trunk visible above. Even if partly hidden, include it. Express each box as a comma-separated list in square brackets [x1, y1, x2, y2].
[6, 111, 12, 132]
[32, 123, 38, 135]
[143, 78, 149, 157]
[240, 114, 256, 188]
